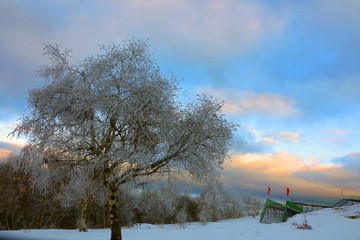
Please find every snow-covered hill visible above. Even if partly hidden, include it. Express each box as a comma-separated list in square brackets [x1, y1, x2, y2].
[1, 204, 359, 240]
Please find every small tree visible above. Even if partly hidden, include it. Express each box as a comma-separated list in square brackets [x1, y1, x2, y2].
[55, 167, 106, 232]
[15, 144, 106, 231]
[12, 39, 236, 240]
[241, 194, 262, 217]
[198, 181, 227, 223]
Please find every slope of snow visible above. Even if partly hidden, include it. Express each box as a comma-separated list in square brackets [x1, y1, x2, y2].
[1, 204, 359, 240]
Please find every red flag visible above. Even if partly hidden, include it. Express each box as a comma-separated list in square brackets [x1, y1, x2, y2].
[268, 186, 271, 195]
[286, 187, 290, 196]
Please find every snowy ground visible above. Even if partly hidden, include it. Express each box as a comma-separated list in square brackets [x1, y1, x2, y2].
[1, 204, 359, 240]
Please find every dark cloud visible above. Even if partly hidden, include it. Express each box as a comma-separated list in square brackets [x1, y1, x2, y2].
[231, 135, 269, 154]
[221, 162, 342, 202]
[0, 141, 23, 152]
[333, 152, 360, 174]
[0, 1, 47, 116]
[294, 152, 360, 192]
[231, 127, 272, 154]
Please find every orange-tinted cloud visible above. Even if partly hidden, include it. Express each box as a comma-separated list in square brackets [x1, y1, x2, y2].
[0, 140, 24, 152]
[0, 141, 24, 162]
[222, 151, 360, 199]
[223, 93, 298, 117]
[260, 137, 276, 144]
[270, 132, 302, 143]
[0, 149, 12, 162]
[227, 151, 323, 176]
[199, 89, 299, 117]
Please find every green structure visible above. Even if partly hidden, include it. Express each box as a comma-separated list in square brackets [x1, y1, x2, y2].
[260, 199, 302, 224]
[260, 196, 360, 223]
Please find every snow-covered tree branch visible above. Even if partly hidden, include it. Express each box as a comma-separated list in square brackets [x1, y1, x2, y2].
[12, 39, 237, 240]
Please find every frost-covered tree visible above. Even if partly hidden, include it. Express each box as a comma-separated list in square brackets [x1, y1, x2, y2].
[12, 39, 236, 240]
[241, 194, 262, 217]
[198, 181, 243, 223]
[133, 185, 182, 224]
[15, 144, 106, 231]
[55, 167, 106, 232]
[13, 147, 63, 228]
[198, 181, 227, 223]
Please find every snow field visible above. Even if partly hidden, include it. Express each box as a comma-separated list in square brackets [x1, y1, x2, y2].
[1, 204, 359, 240]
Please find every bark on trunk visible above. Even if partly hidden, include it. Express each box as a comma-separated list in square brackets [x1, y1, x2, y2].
[103, 207, 107, 228]
[107, 184, 121, 240]
[79, 189, 91, 232]
[39, 194, 47, 228]
[11, 213, 15, 230]
[49, 201, 59, 228]
[5, 212, 10, 230]
[79, 201, 89, 232]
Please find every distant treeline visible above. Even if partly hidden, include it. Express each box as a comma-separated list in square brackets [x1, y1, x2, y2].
[0, 159, 262, 230]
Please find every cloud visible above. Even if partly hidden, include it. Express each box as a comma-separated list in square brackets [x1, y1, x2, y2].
[224, 92, 298, 117]
[0, 0, 286, 113]
[233, 1, 360, 121]
[320, 129, 350, 145]
[270, 131, 302, 143]
[0, 0, 50, 113]
[222, 151, 360, 199]
[231, 126, 273, 154]
[0, 149, 12, 162]
[260, 137, 276, 144]
[102, 0, 286, 61]
[308, 0, 360, 30]
[231, 128, 303, 156]
[0, 122, 26, 163]
[229, 151, 309, 174]
[3, 0, 284, 65]
[0, 1, 47, 64]
[199, 88, 299, 117]
[0, 140, 23, 152]
[333, 152, 360, 174]
[0, 139, 23, 162]
[1, 1, 360, 201]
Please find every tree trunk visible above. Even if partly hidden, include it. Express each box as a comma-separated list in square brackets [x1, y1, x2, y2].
[11, 212, 15, 230]
[49, 201, 59, 228]
[103, 206, 107, 228]
[79, 201, 89, 232]
[107, 183, 121, 240]
[5, 212, 10, 230]
[39, 192, 47, 228]
[79, 189, 91, 232]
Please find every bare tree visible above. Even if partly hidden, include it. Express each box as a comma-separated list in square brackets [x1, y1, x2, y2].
[12, 39, 237, 240]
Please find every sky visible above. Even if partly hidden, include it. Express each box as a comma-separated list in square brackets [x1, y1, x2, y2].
[1, 0, 360, 202]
